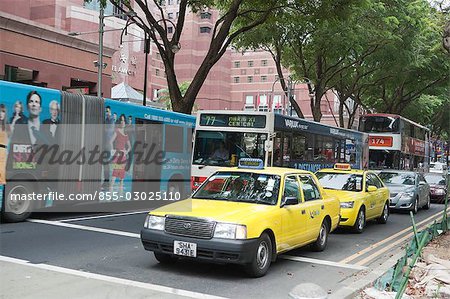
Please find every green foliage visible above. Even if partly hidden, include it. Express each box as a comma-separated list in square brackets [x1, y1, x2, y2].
[158, 81, 191, 110]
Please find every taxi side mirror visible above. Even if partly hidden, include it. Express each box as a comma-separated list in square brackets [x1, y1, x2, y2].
[281, 196, 298, 207]
[367, 186, 377, 192]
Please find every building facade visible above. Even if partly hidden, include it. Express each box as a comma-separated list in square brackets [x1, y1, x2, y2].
[0, 0, 360, 128]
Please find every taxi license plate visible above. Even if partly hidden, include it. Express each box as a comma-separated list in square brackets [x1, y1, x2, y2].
[173, 241, 197, 257]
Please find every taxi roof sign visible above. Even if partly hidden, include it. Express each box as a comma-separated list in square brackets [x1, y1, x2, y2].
[238, 158, 264, 169]
[334, 163, 351, 170]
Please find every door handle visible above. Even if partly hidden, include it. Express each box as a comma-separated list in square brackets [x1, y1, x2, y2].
[321, 205, 324, 210]
[301, 210, 306, 214]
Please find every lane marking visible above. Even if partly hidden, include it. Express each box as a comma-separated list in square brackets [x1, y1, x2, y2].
[339, 208, 448, 264]
[280, 255, 367, 271]
[28, 219, 367, 270]
[58, 211, 148, 222]
[0, 255, 229, 299]
[355, 210, 450, 266]
[28, 219, 141, 238]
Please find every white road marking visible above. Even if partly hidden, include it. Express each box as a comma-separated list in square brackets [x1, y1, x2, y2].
[0, 255, 229, 299]
[58, 211, 149, 222]
[27, 219, 141, 238]
[280, 255, 368, 271]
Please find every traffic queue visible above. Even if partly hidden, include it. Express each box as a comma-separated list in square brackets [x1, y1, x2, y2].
[140, 159, 448, 277]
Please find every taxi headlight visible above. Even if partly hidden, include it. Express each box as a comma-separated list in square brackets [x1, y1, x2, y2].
[144, 215, 165, 230]
[340, 201, 354, 209]
[214, 223, 247, 239]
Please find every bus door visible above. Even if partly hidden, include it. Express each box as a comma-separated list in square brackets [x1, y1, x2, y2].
[132, 119, 163, 192]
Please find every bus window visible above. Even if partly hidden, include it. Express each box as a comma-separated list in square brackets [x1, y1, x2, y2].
[359, 116, 399, 133]
[314, 135, 334, 162]
[192, 131, 267, 166]
[292, 133, 306, 161]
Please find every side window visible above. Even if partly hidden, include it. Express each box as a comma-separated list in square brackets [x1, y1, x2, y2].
[366, 174, 376, 191]
[283, 176, 300, 202]
[299, 175, 321, 201]
[370, 173, 384, 188]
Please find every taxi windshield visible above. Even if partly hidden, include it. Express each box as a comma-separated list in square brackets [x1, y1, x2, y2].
[378, 172, 415, 185]
[192, 172, 280, 205]
[316, 172, 363, 192]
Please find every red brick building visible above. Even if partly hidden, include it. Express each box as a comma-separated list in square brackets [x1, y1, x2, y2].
[0, 0, 360, 128]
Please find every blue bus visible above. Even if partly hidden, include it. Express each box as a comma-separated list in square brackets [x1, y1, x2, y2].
[0, 81, 195, 222]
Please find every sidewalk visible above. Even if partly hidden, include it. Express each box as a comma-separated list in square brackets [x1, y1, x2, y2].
[0, 259, 222, 299]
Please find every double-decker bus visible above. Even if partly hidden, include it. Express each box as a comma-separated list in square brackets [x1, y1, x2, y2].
[191, 110, 369, 189]
[0, 81, 195, 222]
[358, 113, 430, 170]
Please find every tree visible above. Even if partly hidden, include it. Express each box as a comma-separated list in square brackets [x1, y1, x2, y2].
[157, 81, 190, 110]
[99, 0, 284, 114]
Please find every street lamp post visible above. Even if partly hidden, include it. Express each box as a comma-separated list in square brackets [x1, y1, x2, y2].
[98, 7, 104, 97]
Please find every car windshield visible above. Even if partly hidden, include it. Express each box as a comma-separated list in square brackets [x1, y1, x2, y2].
[424, 174, 446, 185]
[378, 172, 415, 185]
[192, 171, 280, 205]
[315, 172, 363, 192]
[192, 131, 267, 167]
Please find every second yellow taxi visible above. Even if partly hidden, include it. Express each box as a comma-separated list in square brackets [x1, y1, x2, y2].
[141, 159, 340, 277]
[316, 164, 390, 233]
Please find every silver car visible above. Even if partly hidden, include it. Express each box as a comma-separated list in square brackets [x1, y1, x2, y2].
[378, 170, 431, 214]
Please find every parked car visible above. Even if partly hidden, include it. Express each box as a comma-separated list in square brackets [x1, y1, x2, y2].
[316, 163, 390, 233]
[378, 170, 430, 214]
[429, 161, 448, 175]
[424, 173, 448, 204]
[141, 159, 340, 277]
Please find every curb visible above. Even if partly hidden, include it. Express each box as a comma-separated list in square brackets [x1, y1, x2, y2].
[329, 250, 405, 299]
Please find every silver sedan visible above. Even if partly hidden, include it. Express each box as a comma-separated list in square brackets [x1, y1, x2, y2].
[378, 170, 431, 214]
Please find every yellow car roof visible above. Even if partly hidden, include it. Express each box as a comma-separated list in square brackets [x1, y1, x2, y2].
[217, 166, 314, 176]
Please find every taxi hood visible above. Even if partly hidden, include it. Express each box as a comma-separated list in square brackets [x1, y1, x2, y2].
[322, 189, 362, 202]
[149, 198, 276, 223]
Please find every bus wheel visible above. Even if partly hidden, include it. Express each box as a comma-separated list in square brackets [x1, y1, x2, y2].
[2, 182, 34, 222]
[168, 180, 185, 200]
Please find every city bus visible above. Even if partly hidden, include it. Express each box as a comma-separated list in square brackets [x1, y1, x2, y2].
[191, 111, 369, 189]
[0, 81, 195, 222]
[358, 113, 430, 170]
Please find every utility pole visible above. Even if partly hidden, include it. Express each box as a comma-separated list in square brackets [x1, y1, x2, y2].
[97, 6, 104, 98]
[286, 77, 292, 116]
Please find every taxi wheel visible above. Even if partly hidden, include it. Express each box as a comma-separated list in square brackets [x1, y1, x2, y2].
[423, 194, 431, 210]
[245, 233, 272, 278]
[377, 202, 389, 224]
[154, 252, 178, 264]
[353, 208, 365, 234]
[311, 220, 329, 252]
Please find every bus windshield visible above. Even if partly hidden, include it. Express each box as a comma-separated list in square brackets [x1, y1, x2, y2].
[192, 171, 280, 205]
[359, 116, 399, 133]
[315, 172, 363, 192]
[193, 131, 267, 167]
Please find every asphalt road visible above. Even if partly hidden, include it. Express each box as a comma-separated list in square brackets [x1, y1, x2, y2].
[1, 203, 448, 299]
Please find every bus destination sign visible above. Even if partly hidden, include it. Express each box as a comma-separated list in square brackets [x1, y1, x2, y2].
[200, 114, 266, 128]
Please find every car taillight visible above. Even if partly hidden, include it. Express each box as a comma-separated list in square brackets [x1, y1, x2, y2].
[191, 176, 207, 191]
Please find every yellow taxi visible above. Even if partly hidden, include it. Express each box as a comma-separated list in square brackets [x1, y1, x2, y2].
[316, 164, 390, 233]
[141, 159, 340, 277]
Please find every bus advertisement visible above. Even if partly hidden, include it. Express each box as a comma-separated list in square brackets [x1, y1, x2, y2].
[0, 81, 195, 222]
[191, 111, 368, 189]
[358, 113, 430, 170]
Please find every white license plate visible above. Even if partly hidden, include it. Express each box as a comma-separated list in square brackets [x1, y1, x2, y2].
[173, 240, 197, 257]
